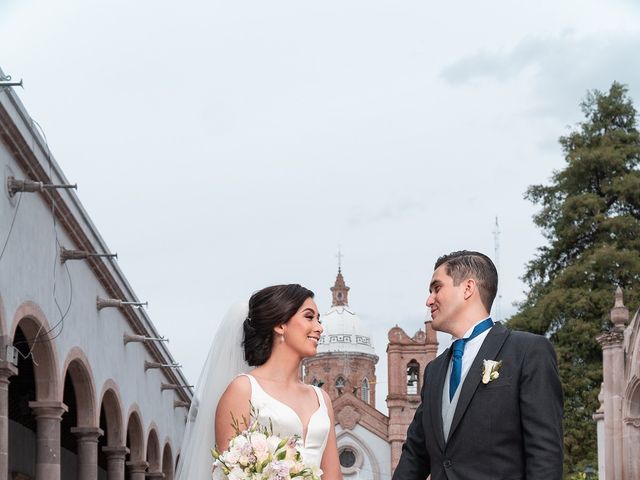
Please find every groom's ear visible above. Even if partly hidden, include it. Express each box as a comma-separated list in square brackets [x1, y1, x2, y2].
[463, 278, 477, 300]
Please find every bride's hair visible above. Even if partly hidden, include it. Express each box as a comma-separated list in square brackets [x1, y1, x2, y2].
[243, 284, 314, 366]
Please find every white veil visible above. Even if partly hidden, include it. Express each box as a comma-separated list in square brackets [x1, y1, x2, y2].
[175, 302, 252, 480]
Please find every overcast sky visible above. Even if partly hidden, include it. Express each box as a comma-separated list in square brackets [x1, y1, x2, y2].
[3, 0, 640, 412]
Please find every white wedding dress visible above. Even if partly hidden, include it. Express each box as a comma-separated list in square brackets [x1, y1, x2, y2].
[241, 374, 331, 469]
[175, 303, 331, 479]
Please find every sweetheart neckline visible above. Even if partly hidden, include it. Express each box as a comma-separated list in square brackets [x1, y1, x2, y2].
[246, 374, 324, 447]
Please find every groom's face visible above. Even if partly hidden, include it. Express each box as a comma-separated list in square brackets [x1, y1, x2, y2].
[427, 264, 465, 335]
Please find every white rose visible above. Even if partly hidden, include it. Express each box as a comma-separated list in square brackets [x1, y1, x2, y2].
[232, 435, 249, 448]
[482, 359, 501, 384]
[250, 433, 268, 452]
[225, 450, 240, 465]
[227, 466, 246, 480]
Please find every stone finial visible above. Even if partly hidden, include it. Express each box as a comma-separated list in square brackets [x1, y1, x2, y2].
[611, 286, 629, 331]
[413, 330, 426, 343]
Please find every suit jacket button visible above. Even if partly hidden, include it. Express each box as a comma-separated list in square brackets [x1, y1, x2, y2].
[443, 460, 452, 468]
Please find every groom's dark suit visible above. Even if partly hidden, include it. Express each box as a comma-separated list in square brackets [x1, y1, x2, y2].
[393, 322, 563, 480]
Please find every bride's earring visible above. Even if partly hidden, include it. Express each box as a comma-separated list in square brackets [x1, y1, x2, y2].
[280, 334, 285, 343]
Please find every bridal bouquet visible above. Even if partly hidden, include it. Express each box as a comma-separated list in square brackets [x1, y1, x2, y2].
[211, 407, 322, 480]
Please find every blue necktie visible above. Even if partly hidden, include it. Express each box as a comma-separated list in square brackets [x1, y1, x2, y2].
[449, 318, 494, 400]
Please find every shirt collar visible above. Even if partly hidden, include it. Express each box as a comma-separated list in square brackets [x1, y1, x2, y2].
[456, 316, 492, 340]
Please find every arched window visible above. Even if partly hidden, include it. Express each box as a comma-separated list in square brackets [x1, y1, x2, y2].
[335, 376, 346, 395]
[361, 378, 370, 404]
[311, 378, 324, 388]
[407, 360, 420, 395]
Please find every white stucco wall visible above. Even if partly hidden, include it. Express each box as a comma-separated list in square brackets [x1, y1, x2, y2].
[335, 424, 391, 480]
[0, 82, 189, 464]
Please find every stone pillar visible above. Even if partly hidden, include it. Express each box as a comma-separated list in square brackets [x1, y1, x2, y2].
[596, 286, 629, 480]
[0, 360, 17, 480]
[71, 426, 103, 480]
[597, 331, 624, 480]
[592, 385, 605, 480]
[28, 400, 68, 480]
[146, 472, 165, 479]
[126, 460, 149, 480]
[102, 446, 129, 480]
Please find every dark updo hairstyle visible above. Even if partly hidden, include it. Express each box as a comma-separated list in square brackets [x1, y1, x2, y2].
[243, 284, 315, 366]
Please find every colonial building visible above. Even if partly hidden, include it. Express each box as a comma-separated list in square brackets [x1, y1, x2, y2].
[0, 71, 190, 479]
[302, 269, 438, 479]
[595, 287, 640, 480]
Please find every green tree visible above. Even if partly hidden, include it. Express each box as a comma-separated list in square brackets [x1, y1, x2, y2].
[508, 82, 640, 476]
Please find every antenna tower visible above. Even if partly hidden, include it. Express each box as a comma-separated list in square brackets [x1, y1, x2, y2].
[493, 217, 502, 322]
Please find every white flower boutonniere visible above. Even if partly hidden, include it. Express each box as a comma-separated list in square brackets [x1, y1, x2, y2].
[482, 359, 502, 384]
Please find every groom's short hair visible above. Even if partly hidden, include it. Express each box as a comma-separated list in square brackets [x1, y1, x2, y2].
[435, 250, 498, 312]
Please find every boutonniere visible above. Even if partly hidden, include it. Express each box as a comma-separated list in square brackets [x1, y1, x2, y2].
[482, 359, 502, 384]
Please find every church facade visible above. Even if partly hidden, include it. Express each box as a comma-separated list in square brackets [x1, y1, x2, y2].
[1, 71, 191, 479]
[302, 270, 438, 479]
[595, 287, 640, 480]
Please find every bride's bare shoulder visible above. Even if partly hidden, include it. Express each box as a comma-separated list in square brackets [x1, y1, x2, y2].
[220, 374, 252, 401]
[216, 375, 252, 428]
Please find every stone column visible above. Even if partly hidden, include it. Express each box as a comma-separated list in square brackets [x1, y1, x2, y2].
[70, 427, 103, 480]
[0, 360, 17, 480]
[592, 385, 605, 480]
[126, 460, 149, 480]
[596, 286, 629, 480]
[597, 331, 624, 480]
[102, 446, 129, 480]
[28, 400, 68, 480]
[146, 472, 165, 479]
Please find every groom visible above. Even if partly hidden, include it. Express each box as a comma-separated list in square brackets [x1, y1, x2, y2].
[393, 251, 563, 480]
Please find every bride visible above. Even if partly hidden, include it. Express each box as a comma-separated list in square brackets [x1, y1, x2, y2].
[176, 284, 343, 479]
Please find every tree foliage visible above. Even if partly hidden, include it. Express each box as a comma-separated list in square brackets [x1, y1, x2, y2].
[508, 82, 640, 476]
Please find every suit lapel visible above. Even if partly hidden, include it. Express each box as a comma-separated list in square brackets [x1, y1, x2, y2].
[447, 323, 510, 442]
[429, 349, 450, 452]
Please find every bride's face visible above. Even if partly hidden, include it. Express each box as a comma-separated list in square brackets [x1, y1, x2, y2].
[281, 298, 323, 358]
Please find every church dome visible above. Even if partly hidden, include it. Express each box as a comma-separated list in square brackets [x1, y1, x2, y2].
[317, 269, 376, 357]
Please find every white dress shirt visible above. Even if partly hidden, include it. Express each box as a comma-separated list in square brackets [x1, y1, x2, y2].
[441, 317, 493, 440]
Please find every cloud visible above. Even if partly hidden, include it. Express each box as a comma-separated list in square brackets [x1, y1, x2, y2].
[441, 38, 551, 85]
[347, 198, 427, 228]
[441, 32, 640, 121]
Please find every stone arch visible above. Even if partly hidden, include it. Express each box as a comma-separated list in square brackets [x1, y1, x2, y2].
[125, 407, 145, 462]
[100, 379, 126, 447]
[361, 378, 370, 404]
[336, 430, 381, 480]
[97, 382, 125, 479]
[98, 381, 125, 447]
[60, 349, 100, 479]
[624, 377, 640, 479]
[61, 348, 97, 427]
[161, 442, 174, 480]
[628, 310, 640, 381]
[11, 301, 60, 401]
[406, 359, 420, 395]
[335, 375, 347, 396]
[146, 425, 161, 473]
[175, 452, 181, 475]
